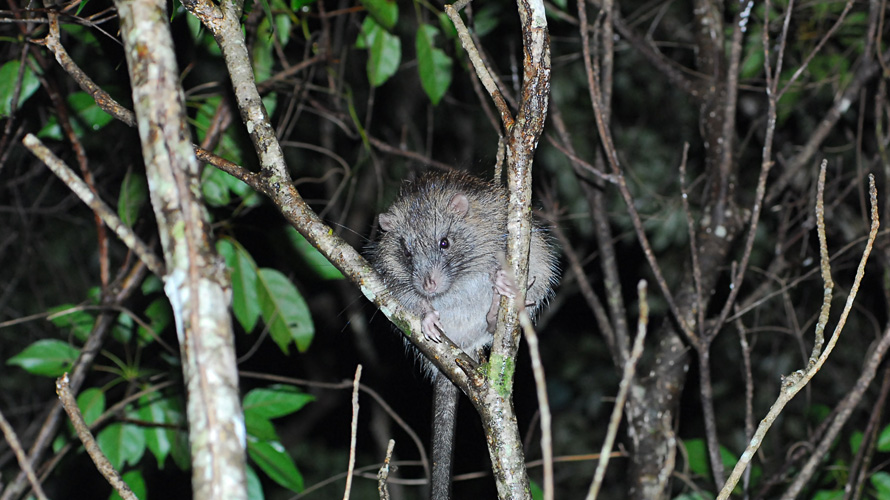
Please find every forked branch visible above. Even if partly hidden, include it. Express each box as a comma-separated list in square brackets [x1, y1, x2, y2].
[717, 164, 879, 500]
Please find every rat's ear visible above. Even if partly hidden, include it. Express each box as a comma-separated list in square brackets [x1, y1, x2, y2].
[448, 193, 470, 216]
[379, 212, 395, 231]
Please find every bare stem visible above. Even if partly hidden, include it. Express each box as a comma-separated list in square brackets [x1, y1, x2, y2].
[343, 365, 362, 500]
[717, 172, 879, 499]
[21, 134, 165, 277]
[0, 408, 49, 500]
[56, 374, 138, 500]
[586, 280, 650, 500]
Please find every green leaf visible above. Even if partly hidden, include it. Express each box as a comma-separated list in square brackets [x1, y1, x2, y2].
[138, 393, 183, 469]
[218, 239, 261, 332]
[416, 24, 453, 105]
[109, 470, 146, 500]
[355, 16, 372, 49]
[285, 227, 344, 280]
[246, 465, 265, 500]
[248, 438, 304, 493]
[52, 433, 68, 453]
[359, 0, 397, 30]
[673, 494, 713, 500]
[0, 60, 40, 118]
[529, 479, 543, 500]
[291, 0, 316, 11]
[871, 471, 890, 498]
[254, 18, 275, 83]
[230, 172, 263, 206]
[202, 165, 232, 206]
[275, 13, 292, 46]
[61, 23, 100, 47]
[138, 297, 172, 345]
[740, 32, 764, 80]
[806, 403, 831, 423]
[142, 274, 163, 295]
[438, 12, 457, 39]
[170, 427, 192, 471]
[683, 439, 710, 480]
[191, 96, 247, 168]
[97, 423, 146, 470]
[357, 17, 401, 87]
[47, 305, 96, 343]
[36, 114, 62, 140]
[7, 339, 80, 377]
[118, 168, 148, 228]
[877, 424, 890, 452]
[245, 413, 279, 442]
[257, 268, 314, 353]
[244, 385, 314, 420]
[77, 388, 105, 426]
[812, 490, 843, 500]
[850, 430, 864, 454]
[192, 96, 220, 146]
[68, 91, 113, 131]
[37, 91, 114, 139]
[200, 164, 259, 207]
[111, 311, 133, 344]
[473, 4, 501, 37]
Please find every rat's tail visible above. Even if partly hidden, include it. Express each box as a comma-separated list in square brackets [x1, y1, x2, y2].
[430, 374, 459, 500]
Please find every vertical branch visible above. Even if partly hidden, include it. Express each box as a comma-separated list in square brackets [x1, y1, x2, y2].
[113, 0, 247, 498]
[573, 1, 630, 364]
[479, 0, 551, 497]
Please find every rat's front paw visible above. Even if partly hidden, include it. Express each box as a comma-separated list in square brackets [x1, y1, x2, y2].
[494, 269, 517, 298]
[422, 311, 445, 342]
[495, 269, 537, 308]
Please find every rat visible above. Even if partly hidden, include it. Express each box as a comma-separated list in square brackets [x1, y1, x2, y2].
[369, 170, 559, 500]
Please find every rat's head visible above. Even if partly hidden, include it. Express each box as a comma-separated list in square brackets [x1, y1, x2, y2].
[376, 190, 473, 298]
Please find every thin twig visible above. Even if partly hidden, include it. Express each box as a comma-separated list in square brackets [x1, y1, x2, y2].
[0, 408, 49, 500]
[736, 315, 755, 497]
[32, 12, 136, 127]
[0, 262, 147, 500]
[519, 310, 553, 500]
[56, 374, 138, 500]
[377, 439, 395, 500]
[444, 2, 513, 128]
[781, 322, 890, 499]
[843, 364, 890, 500]
[778, 0, 855, 99]
[22, 134, 165, 277]
[585, 280, 650, 500]
[717, 172, 879, 499]
[678, 143, 704, 338]
[579, 0, 692, 339]
[809, 160, 834, 365]
[343, 365, 362, 500]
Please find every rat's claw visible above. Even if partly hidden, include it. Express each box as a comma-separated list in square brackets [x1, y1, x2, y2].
[494, 269, 517, 298]
[422, 311, 444, 342]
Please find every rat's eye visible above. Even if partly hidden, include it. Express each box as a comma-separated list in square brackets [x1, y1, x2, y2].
[439, 237, 450, 250]
[400, 240, 412, 259]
